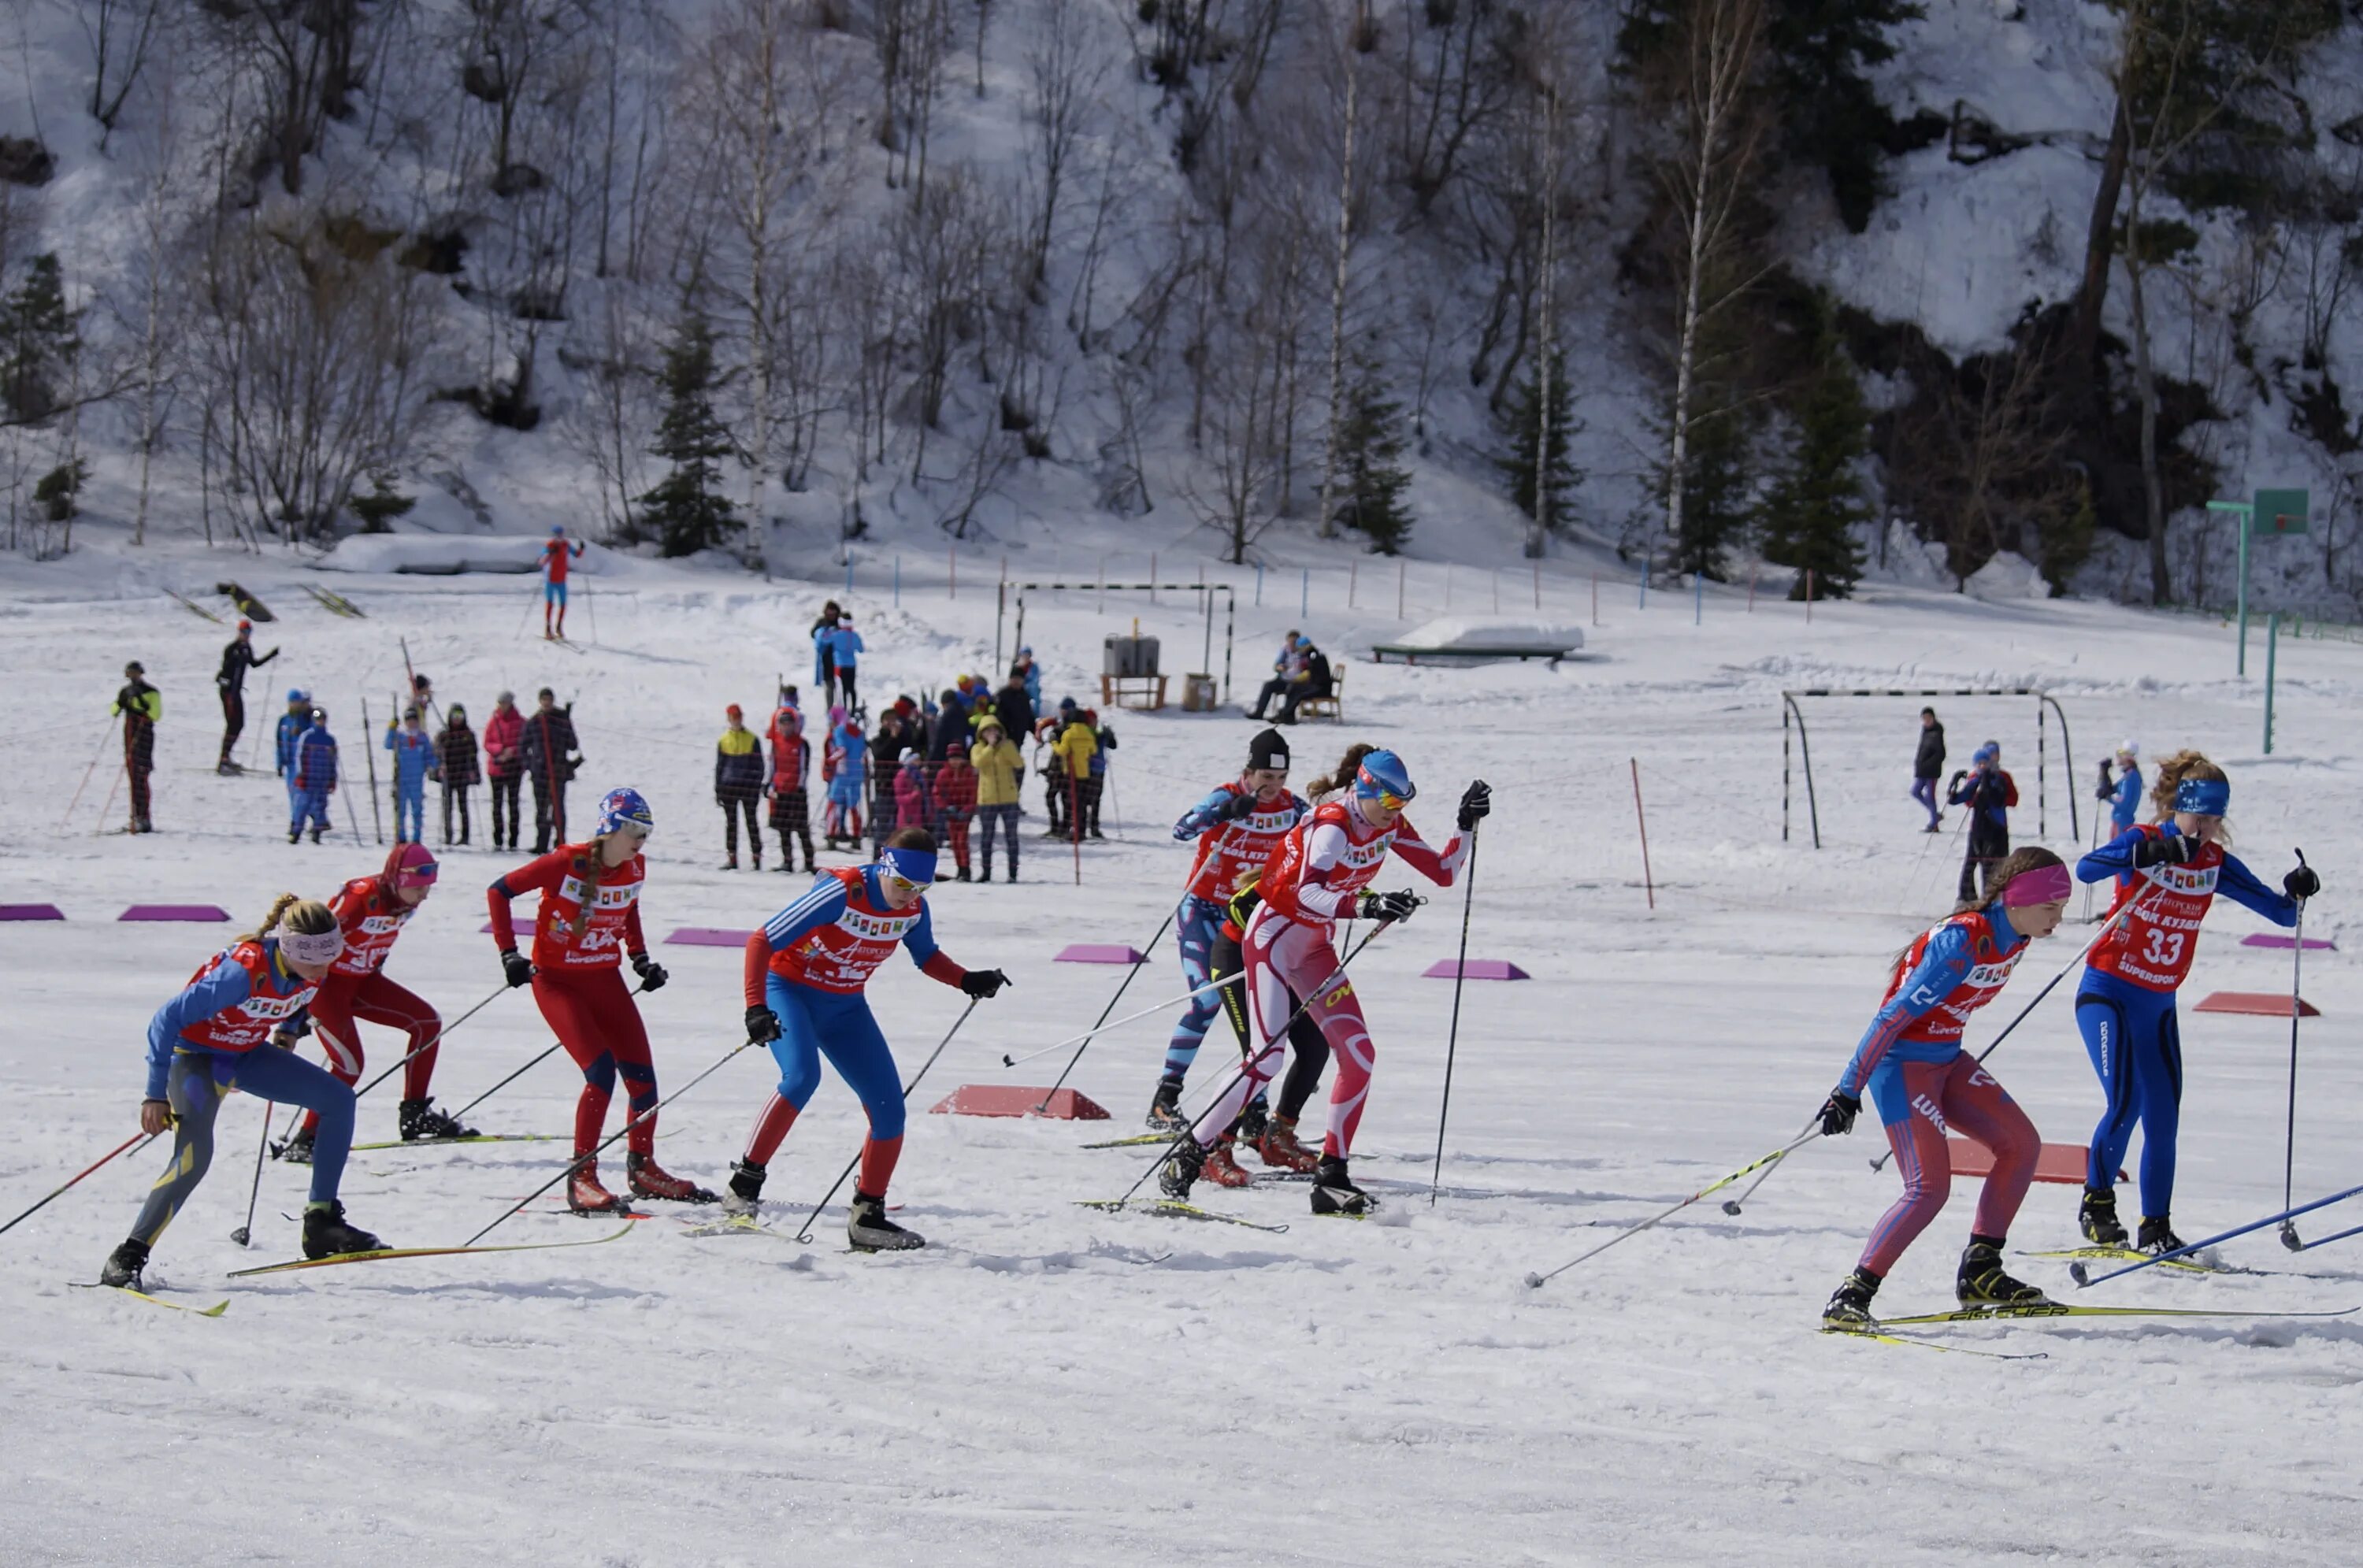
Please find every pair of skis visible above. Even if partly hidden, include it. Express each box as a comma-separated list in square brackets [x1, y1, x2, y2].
[1827, 1300, 2357, 1360]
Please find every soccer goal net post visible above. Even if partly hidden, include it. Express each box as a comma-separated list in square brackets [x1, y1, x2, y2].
[1782, 688, 2078, 851]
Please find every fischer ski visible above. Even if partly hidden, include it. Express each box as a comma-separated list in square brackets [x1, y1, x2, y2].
[1078, 1199, 1289, 1233]
[1083, 1132, 1173, 1149]
[300, 583, 366, 618]
[1868, 1302, 2356, 1329]
[1821, 1325, 2046, 1359]
[163, 588, 224, 624]
[680, 1214, 795, 1242]
[2020, 1246, 2242, 1277]
[228, 1222, 635, 1277]
[351, 1133, 562, 1152]
[72, 1283, 230, 1316]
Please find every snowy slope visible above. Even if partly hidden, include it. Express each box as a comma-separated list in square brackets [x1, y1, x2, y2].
[2, 548, 2359, 1563]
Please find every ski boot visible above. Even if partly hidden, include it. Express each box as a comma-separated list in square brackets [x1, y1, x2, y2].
[2137, 1214, 2187, 1256]
[1159, 1137, 1206, 1200]
[722, 1158, 766, 1217]
[1146, 1078, 1188, 1132]
[1822, 1266, 1881, 1328]
[99, 1238, 150, 1291]
[399, 1098, 478, 1142]
[275, 1125, 316, 1165]
[567, 1158, 627, 1214]
[955, 866, 972, 882]
[1234, 1096, 1270, 1147]
[1310, 1155, 1376, 1217]
[288, 829, 302, 844]
[848, 1191, 925, 1251]
[1201, 1138, 1253, 1188]
[2079, 1186, 2128, 1247]
[301, 1201, 384, 1260]
[1254, 1114, 1321, 1173]
[722, 857, 739, 871]
[309, 825, 326, 844]
[1957, 1236, 2047, 1307]
[977, 866, 992, 883]
[628, 1151, 718, 1203]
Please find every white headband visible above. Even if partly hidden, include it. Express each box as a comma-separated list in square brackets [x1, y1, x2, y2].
[280, 927, 345, 966]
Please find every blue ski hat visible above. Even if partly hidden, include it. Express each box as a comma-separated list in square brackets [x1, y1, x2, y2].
[287, 687, 308, 702]
[595, 786, 655, 838]
[2175, 777, 2230, 817]
[881, 844, 938, 889]
[1354, 749, 1415, 805]
[551, 524, 566, 536]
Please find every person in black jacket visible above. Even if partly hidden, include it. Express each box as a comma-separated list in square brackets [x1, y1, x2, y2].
[436, 705, 482, 846]
[869, 708, 912, 858]
[993, 670, 1035, 757]
[1948, 742, 2018, 902]
[113, 661, 161, 834]
[214, 620, 279, 773]
[715, 703, 766, 869]
[519, 688, 582, 854]
[1911, 707, 1946, 832]
[1274, 642, 1333, 725]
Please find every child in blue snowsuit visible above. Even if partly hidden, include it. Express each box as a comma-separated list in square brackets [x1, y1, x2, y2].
[828, 618, 866, 710]
[384, 709, 438, 843]
[276, 689, 312, 823]
[2097, 743, 2143, 895]
[291, 712, 340, 841]
[825, 718, 868, 844]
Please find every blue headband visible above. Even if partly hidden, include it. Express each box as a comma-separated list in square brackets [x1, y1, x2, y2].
[881, 846, 937, 888]
[2175, 777, 2230, 816]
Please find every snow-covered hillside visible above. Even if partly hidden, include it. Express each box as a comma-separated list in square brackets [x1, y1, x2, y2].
[2, 543, 2358, 1562]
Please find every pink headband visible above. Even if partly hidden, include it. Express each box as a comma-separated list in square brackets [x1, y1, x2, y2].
[2003, 864, 2072, 909]
[280, 927, 345, 966]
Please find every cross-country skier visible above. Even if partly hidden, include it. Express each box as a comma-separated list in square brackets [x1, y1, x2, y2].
[723, 827, 1010, 1250]
[113, 660, 161, 835]
[2069, 754, 2314, 1255]
[98, 896, 384, 1290]
[1160, 745, 1485, 1216]
[1817, 847, 2074, 1329]
[765, 702, 816, 873]
[1202, 873, 1337, 1178]
[215, 619, 278, 773]
[1148, 728, 1308, 1146]
[279, 843, 475, 1161]
[1947, 742, 2017, 902]
[291, 706, 339, 843]
[540, 525, 586, 640]
[486, 787, 715, 1211]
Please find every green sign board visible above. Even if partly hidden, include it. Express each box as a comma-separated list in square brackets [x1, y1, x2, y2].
[2254, 487, 2309, 537]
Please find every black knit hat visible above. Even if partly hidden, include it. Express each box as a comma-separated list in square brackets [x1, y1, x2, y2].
[1247, 728, 1289, 773]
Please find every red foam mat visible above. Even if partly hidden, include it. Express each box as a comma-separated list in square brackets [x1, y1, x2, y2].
[929, 1084, 1110, 1120]
[1946, 1137, 2118, 1185]
[2194, 991, 2319, 1018]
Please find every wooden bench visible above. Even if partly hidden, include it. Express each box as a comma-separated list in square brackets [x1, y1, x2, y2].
[1100, 673, 1168, 711]
[1294, 666, 1343, 721]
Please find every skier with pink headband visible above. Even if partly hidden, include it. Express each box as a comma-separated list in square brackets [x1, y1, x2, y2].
[1815, 846, 2075, 1329]
[98, 894, 386, 1291]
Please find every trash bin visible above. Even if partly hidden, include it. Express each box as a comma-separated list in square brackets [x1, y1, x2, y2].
[1182, 673, 1218, 712]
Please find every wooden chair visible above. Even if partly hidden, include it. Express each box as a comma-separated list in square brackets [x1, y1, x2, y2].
[1294, 666, 1343, 722]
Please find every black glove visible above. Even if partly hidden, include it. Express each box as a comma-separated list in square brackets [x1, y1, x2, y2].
[1458, 779, 1492, 833]
[2285, 863, 2320, 901]
[2131, 832, 2198, 869]
[632, 953, 668, 992]
[1819, 1092, 1861, 1137]
[745, 1004, 781, 1043]
[1219, 788, 1262, 821]
[500, 950, 535, 988]
[1949, 769, 1967, 788]
[1359, 888, 1420, 923]
[960, 968, 1011, 999]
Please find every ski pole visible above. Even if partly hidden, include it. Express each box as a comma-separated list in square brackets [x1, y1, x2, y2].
[792, 999, 981, 1242]
[0, 1128, 162, 1239]
[1720, 1114, 1820, 1216]
[2287, 1217, 2363, 1255]
[2280, 863, 2308, 1251]
[362, 697, 385, 844]
[1430, 817, 1482, 1206]
[463, 1039, 755, 1247]
[94, 754, 123, 836]
[1029, 906, 1177, 1107]
[1108, 921, 1397, 1210]
[999, 969, 1244, 1069]
[56, 719, 113, 830]
[350, 983, 510, 1101]
[230, 1109, 275, 1247]
[1870, 879, 2163, 1173]
[2069, 1178, 2363, 1288]
[1523, 1128, 1824, 1290]
[441, 983, 643, 1125]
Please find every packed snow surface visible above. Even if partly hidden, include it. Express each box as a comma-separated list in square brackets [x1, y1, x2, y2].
[2, 547, 2360, 1565]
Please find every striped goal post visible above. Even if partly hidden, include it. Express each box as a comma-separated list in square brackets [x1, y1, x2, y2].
[1782, 688, 2076, 851]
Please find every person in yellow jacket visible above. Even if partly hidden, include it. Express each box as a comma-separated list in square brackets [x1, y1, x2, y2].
[970, 716, 1025, 883]
[715, 703, 766, 870]
[1049, 708, 1098, 843]
[113, 660, 163, 834]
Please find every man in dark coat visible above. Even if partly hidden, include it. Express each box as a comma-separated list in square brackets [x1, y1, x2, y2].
[519, 688, 581, 854]
[214, 620, 278, 773]
[1911, 707, 1946, 832]
[113, 661, 161, 834]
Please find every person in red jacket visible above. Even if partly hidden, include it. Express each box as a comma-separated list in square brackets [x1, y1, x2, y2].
[933, 747, 977, 880]
[482, 691, 526, 851]
[765, 702, 815, 873]
[486, 787, 714, 1211]
[279, 843, 473, 1163]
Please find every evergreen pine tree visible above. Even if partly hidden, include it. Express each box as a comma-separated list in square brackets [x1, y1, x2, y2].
[1494, 347, 1582, 531]
[1764, 1, 1926, 234]
[1330, 355, 1415, 554]
[637, 310, 738, 558]
[0, 254, 80, 424]
[1670, 402, 1753, 582]
[1758, 306, 1873, 599]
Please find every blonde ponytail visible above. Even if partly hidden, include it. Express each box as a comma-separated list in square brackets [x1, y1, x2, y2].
[243, 895, 335, 945]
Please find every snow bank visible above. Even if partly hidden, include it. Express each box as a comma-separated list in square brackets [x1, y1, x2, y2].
[317, 535, 599, 576]
[1964, 550, 2052, 601]
[1389, 617, 1586, 654]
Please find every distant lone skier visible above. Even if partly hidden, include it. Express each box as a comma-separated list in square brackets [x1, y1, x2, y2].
[215, 620, 278, 773]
